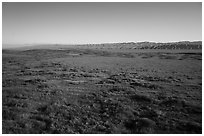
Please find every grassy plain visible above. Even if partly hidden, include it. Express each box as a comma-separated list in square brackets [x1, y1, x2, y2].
[2, 48, 202, 133]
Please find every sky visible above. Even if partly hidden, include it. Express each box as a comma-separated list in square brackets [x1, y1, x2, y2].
[2, 2, 202, 46]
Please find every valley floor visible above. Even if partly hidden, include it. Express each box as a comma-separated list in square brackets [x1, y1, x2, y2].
[2, 48, 202, 134]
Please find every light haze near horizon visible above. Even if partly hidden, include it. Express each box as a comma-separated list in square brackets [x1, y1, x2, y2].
[2, 2, 202, 48]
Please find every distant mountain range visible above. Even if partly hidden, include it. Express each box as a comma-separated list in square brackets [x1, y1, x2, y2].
[3, 41, 202, 50]
[76, 41, 202, 49]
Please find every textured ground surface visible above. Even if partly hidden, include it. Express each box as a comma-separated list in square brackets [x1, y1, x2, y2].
[2, 48, 202, 134]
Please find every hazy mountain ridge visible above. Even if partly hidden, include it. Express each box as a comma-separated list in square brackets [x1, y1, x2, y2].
[77, 41, 202, 49]
[3, 41, 202, 50]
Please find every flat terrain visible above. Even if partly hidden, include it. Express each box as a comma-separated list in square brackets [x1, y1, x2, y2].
[2, 48, 202, 134]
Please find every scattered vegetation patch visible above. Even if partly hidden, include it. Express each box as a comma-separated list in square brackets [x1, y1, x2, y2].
[2, 48, 201, 134]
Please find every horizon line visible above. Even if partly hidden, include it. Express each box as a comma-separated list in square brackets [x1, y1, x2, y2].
[2, 40, 202, 46]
